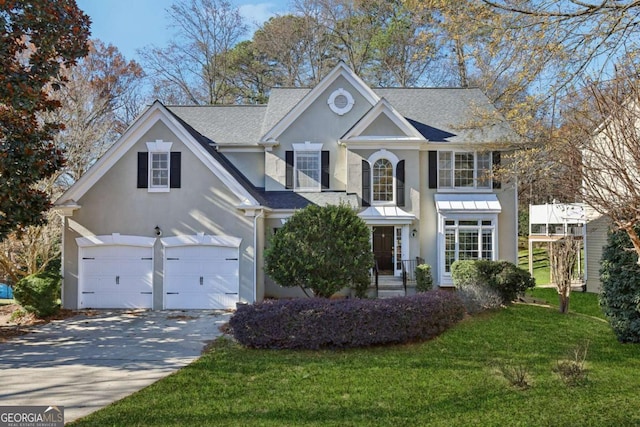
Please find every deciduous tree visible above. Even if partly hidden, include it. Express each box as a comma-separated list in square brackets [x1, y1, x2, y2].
[140, 0, 247, 105]
[549, 236, 581, 313]
[51, 39, 145, 186]
[559, 69, 640, 264]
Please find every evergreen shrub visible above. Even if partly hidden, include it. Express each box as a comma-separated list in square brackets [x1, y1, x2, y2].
[415, 264, 433, 292]
[14, 272, 61, 317]
[229, 291, 465, 350]
[599, 228, 640, 342]
[451, 259, 534, 305]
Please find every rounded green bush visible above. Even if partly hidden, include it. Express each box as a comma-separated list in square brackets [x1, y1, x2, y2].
[14, 272, 61, 317]
[264, 203, 374, 298]
[451, 259, 534, 304]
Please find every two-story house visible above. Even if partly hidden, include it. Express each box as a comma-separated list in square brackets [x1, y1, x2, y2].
[55, 63, 518, 310]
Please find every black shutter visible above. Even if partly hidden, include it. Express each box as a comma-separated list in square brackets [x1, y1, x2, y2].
[321, 151, 330, 189]
[170, 152, 181, 188]
[428, 151, 437, 189]
[137, 152, 148, 188]
[492, 151, 501, 189]
[285, 150, 294, 189]
[396, 160, 405, 207]
[362, 160, 371, 207]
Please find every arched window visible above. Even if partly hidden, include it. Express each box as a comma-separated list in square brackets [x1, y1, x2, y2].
[373, 158, 393, 202]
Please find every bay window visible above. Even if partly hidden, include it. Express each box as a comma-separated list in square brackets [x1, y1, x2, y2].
[443, 218, 495, 273]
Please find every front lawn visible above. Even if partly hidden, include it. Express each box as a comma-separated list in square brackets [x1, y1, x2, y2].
[70, 295, 640, 427]
[527, 287, 606, 319]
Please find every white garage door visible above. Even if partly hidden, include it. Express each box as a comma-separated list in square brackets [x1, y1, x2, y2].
[164, 244, 239, 309]
[78, 244, 153, 309]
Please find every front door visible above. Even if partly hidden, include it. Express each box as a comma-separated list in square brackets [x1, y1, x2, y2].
[373, 226, 394, 274]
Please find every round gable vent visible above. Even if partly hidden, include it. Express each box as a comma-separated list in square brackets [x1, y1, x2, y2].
[328, 88, 354, 115]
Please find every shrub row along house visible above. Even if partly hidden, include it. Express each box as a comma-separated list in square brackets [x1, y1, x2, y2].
[55, 63, 519, 310]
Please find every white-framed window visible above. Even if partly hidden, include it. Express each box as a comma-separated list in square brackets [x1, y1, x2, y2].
[367, 150, 399, 205]
[438, 151, 492, 189]
[443, 218, 496, 273]
[373, 159, 393, 202]
[146, 140, 173, 192]
[293, 142, 323, 191]
[150, 152, 169, 188]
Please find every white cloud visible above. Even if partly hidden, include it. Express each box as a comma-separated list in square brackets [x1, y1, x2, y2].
[239, 2, 280, 28]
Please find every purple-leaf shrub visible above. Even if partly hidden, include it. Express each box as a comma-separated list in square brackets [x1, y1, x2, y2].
[229, 291, 465, 350]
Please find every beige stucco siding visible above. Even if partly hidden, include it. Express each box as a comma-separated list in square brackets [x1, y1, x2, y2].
[221, 151, 265, 188]
[62, 121, 257, 309]
[265, 76, 376, 192]
[360, 115, 403, 136]
[496, 186, 518, 263]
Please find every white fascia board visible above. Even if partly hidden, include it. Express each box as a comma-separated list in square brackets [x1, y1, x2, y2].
[56, 101, 260, 207]
[261, 63, 380, 142]
[339, 140, 425, 150]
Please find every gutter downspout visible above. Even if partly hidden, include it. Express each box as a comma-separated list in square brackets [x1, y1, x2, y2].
[253, 208, 265, 303]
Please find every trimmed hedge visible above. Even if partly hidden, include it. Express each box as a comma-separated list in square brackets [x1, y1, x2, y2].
[229, 291, 466, 350]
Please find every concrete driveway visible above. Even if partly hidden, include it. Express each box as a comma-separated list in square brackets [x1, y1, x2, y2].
[0, 309, 231, 423]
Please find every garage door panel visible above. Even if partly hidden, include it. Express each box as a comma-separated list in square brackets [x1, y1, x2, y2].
[79, 244, 153, 309]
[165, 292, 237, 310]
[164, 244, 239, 310]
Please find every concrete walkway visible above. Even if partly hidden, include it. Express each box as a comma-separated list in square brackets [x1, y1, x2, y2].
[0, 309, 231, 423]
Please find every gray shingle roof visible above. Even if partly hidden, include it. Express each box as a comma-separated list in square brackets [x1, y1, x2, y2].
[259, 191, 359, 210]
[373, 88, 517, 143]
[167, 105, 267, 145]
[260, 88, 310, 138]
[167, 87, 515, 146]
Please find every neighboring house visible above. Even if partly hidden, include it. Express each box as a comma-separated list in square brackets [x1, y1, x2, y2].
[55, 63, 519, 310]
[527, 202, 587, 287]
[584, 207, 611, 293]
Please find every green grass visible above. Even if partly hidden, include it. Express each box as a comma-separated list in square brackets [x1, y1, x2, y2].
[518, 246, 550, 285]
[70, 296, 640, 427]
[527, 288, 606, 319]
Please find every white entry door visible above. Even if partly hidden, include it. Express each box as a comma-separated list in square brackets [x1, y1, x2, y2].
[164, 245, 239, 309]
[79, 244, 153, 309]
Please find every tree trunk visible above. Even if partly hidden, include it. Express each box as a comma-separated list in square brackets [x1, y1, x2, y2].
[559, 294, 570, 314]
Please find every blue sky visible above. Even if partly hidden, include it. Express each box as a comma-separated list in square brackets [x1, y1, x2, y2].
[76, 0, 290, 62]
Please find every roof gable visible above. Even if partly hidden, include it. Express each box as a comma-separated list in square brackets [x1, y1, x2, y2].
[374, 88, 517, 143]
[261, 62, 380, 142]
[56, 101, 261, 207]
[342, 98, 425, 142]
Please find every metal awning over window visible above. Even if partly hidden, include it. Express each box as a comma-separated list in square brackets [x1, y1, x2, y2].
[434, 193, 502, 214]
